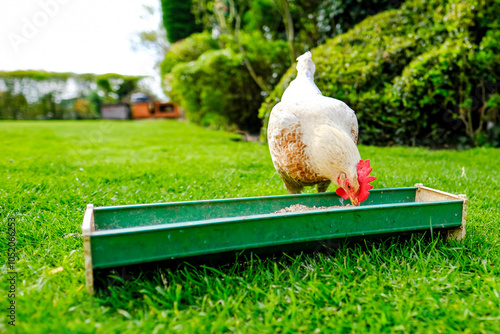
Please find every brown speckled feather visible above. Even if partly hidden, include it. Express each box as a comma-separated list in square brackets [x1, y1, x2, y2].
[269, 122, 328, 190]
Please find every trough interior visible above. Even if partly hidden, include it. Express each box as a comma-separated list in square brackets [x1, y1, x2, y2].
[93, 188, 417, 231]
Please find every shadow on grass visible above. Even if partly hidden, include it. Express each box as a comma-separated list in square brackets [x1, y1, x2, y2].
[92, 230, 485, 309]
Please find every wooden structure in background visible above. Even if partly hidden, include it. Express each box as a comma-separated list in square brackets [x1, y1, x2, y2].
[130, 102, 180, 119]
[101, 102, 181, 120]
[100, 103, 130, 120]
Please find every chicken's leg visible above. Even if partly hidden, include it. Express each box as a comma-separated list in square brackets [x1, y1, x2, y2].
[279, 174, 304, 194]
[316, 181, 331, 193]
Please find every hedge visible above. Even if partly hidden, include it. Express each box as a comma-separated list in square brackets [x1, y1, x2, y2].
[259, 0, 500, 147]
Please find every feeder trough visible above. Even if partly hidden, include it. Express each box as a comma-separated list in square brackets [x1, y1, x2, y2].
[82, 184, 467, 294]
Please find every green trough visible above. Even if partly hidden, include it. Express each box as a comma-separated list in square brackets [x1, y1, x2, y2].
[82, 184, 467, 294]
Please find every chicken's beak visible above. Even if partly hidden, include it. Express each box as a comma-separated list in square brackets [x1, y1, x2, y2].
[349, 196, 360, 207]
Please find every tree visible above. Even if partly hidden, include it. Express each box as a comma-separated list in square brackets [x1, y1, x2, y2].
[130, 4, 170, 68]
[0, 91, 28, 120]
[161, 0, 202, 43]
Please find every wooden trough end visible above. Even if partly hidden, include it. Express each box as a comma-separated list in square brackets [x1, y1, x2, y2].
[82, 204, 95, 295]
[414, 183, 467, 241]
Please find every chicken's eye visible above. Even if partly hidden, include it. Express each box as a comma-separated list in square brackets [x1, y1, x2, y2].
[347, 185, 351, 189]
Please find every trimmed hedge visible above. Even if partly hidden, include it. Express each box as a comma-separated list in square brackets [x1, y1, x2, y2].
[259, 0, 500, 147]
[161, 32, 219, 75]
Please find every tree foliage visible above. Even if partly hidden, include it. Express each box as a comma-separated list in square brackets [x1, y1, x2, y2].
[161, 0, 203, 43]
[0, 71, 144, 120]
[193, 0, 399, 53]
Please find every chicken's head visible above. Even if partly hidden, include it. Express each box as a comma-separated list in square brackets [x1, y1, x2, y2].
[336, 159, 376, 206]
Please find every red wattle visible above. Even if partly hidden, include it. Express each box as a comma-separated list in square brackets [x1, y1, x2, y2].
[336, 187, 349, 199]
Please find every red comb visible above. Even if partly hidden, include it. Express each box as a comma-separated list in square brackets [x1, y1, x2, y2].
[357, 159, 376, 203]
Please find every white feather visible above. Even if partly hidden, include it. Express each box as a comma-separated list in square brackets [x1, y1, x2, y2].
[268, 51, 361, 188]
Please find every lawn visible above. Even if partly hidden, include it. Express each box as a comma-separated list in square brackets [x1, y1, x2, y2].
[1, 120, 499, 333]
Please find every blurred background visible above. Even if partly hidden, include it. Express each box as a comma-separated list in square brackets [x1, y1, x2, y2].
[1, 0, 499, 148]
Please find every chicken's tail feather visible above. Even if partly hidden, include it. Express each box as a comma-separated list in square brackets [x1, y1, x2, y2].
[296, 51, 315, 77]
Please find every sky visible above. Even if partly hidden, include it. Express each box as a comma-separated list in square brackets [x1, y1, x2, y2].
[0, 0, 165, 97]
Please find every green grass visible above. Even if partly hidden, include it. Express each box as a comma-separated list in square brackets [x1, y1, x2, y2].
[1, 120, 499, 333]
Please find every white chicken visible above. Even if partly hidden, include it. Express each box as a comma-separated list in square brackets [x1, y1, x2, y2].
[267, 51, 376, 206]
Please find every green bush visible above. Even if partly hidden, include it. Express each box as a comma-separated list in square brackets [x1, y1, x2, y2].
[259, 0, 500, 147]
[161, 32, 219, 74]
[163, 32, 290, 132]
